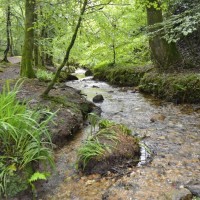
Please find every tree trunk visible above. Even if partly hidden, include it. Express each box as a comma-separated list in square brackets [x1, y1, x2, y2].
[2, 5, 11, 63]
[20, 0, 36, 78]
[147, 0, 181, 69]
[42, 0, 88, 96]
[112, 42, 116, 65]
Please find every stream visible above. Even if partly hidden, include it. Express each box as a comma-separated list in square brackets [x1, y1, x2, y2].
[39, 69, 200, 200]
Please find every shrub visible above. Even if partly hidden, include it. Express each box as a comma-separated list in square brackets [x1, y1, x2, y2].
[0, 81, 55, 198]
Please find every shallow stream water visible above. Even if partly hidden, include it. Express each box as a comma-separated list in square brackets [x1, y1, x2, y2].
[40, 69, 200, 200]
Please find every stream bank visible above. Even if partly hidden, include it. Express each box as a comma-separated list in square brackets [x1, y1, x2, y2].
[92, 63, 200, 103]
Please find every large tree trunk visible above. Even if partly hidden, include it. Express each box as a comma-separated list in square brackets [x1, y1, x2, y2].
[20, 0, 36, 78]
[42, 0, 88, 96]
[2, 5, 11, 63]
[147, 0, 181, 69]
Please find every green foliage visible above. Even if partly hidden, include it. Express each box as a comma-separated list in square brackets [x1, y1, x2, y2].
[88, 113, 100, 134]
[36, 69, 54, 82]
[99, 119, 115, 129]
[28, 171, 50, 196]
[0, 81, 55, 198]
[77, 139, 106, 169]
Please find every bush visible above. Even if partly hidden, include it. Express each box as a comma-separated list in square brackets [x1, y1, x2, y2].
[0, 81, 55, 198]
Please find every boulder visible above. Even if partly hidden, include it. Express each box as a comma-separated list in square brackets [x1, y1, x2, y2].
[93, 94, 104, 103]
[85, 69, 93, 76]
[59, 72, 78, 82]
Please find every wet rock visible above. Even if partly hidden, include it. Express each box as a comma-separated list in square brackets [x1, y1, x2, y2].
[186, 183, 200, 197]
[92, 85, 99, 88]
[93, 94, 104, 103]
[85, 69, 93, 76]
[66, 74, 78, 81]
[102, 182, 139, 200]
[150, 114, 166, 122]
[171, 188, 192, 200]
[59, 72, 78, 82]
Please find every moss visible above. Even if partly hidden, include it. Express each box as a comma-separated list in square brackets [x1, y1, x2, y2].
[44, 95, 81, 114]
[93, 62, 153, 86]
[139, 72, 200, 103]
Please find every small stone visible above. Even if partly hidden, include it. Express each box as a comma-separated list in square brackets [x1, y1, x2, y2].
[85, 179, 96, 185]
[93, 94, 104, 103]
[150, 114, 166, 122]
[158, 136, 166, 140]
[171, 188, 192, 200]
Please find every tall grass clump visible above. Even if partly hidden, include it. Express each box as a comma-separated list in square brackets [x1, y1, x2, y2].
[0, 81, 55, 198]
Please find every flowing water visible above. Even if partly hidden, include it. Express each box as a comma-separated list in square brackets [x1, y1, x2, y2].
[40, 69, 200, 200]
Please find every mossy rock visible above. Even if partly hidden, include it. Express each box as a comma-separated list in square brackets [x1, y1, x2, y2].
[77, 124, 140, 175]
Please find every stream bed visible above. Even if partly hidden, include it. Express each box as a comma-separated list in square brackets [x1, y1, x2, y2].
[40, 69, 200, 200]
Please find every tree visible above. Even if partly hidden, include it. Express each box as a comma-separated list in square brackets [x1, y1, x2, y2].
[42, 0, 88, 96]
[146, 0, 181, 69]
[1, 3, 11, 62]
[20, 0, 36, 78]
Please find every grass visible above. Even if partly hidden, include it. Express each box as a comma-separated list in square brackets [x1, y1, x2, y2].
[0, 81, 55, 198]
[36, 69, 54, 82]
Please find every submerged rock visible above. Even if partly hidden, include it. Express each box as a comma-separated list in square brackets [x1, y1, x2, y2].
[93, 94, 104, 103]
[150, 114, 166, 122]
[171, 188, 192, 200]
[186, 182, 200, 197]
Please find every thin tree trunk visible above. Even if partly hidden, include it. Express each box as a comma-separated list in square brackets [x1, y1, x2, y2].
[2, 5, 11, 62]
[20, 0, 36, 78]
[112, 42, 116, 65]
[42, 0, 88, 96]
[10, 27, 14, 56]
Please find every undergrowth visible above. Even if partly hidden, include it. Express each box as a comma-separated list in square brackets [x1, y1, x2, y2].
[0, 81, 55, 198]
[36, 69, 54, 82]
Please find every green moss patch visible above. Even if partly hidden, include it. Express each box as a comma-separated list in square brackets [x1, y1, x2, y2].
[139, 72, 200, 103]
[93, 62, 153, 86]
